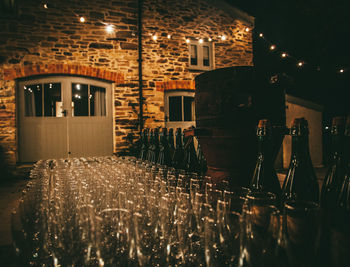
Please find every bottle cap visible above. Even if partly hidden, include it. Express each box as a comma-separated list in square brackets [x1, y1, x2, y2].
[290, 117, 309, 136]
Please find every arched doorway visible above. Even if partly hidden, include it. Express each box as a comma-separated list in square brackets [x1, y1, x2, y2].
[18, 76, 113, 162]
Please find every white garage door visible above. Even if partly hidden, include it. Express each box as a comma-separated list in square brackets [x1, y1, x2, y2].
[18, 76, 113, 162]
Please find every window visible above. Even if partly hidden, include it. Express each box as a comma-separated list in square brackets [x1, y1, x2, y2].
[0, 0, 17, 17]
[188, 39, 214, 71]
[165, 91, 196, 129]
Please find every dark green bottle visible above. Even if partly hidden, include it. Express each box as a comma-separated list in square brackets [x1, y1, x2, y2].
[282, 118, 319, 202]
[139, 128, 149, 160]
[321, 116, 346, 210]
[146, 129, 155, 162]
[250, 119, 282, 198]
[157, 128, 172, 166]
[172, 128, 185, 170]
[167, 128, 175, 165]
[184, 135, 200, 173]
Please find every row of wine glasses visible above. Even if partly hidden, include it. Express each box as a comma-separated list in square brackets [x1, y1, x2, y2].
[12, 156, 321, 266]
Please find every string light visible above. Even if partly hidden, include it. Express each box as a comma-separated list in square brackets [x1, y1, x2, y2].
[270, 44, 276, 50]
[297, 61, 304, 67]
[79, 17, 85, 23]
[281, 52, 287, 58]
[339, 69, 344, 73]
[43, 3, 48, 9]
[245, 27, 250, 32]
[185, 38, 190, 44]
[221, 35, 226, 41]
[208, 37, 212, 42]
[199, 38, 203, 44]
[259, 33, 264, 38]
[105, 25, 114, 34]
[152, 35, 157, 41]
[167, 34, 171, 39]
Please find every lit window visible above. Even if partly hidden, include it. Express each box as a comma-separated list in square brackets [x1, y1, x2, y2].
[188, 39, 214, 71]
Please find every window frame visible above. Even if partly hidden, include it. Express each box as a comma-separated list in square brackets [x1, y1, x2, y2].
[188, 39, 214, 71]
[164, 90, 195, 123]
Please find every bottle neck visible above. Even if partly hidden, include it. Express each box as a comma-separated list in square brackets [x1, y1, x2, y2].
[257, 134, 274, 163]
[291, 134, 311, 160]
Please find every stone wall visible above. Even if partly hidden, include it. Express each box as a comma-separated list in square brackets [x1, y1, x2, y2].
[0, 0, 253, 166]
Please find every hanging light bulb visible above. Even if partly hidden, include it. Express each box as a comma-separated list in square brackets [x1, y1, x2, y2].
[80, 17, 85, 23]
[259, 33, 264, 37]
[167, 34, 171, 39]
[221, 35, 226, 41]
[245, 27, 250, 32]
[339, 69, 344, 73]
[43, 3, 48, 9]
[152, 34, 157, 41]
[297, 61, 304, 67]
[281, 52, 287, 58]
[270, 44, 276, 50]
[105, 25, 114, 34]
[185, 38, 190, 44]
[199, 38, 203, 44]
[208, 37, 212, 42]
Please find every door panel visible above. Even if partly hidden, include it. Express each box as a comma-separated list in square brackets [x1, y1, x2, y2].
[18, 77, 113, 162]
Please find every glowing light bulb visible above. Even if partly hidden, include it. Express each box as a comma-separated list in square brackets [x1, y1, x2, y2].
[186, 38, 190, 44]
[43, 4, 48, 9]
[167, 34, 171, 39]
[281, 52, 287, 58]
[297, 61, 304, 67]
[208, 37, 212, 42]
[152, 35, 157, 41]
[106, 25, 114, 34]
[221, 35, 226, 41]
[270, 45, 276, 50]
[80, 17, 85, 23]
[245, 27, 250, 32]
[199, 38, 203, 44]
[259, 33, 263, 37]
[339, 69, 344, 73]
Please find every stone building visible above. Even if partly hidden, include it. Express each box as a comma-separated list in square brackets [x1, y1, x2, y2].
[0, 0, 253, 168]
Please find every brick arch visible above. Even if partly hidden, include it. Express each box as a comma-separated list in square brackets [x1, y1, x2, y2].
[3, 64, 124, 84]
[156, 80, 195, 91]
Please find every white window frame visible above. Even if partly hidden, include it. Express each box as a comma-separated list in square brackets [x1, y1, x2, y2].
[164, 90, 196, 130]
[188, 39, 214, 71]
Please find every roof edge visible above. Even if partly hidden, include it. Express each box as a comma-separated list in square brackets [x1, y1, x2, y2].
[203, 0, 255, 25]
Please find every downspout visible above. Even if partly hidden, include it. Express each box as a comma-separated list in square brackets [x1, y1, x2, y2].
[137, 0, 144, 133]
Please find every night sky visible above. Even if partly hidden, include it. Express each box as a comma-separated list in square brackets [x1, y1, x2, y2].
[227, 0, 350, 121]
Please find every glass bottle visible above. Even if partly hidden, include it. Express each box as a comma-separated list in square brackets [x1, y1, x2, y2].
[167, 128, 175, 165]
[282, 118, 319, 203]
[172, 128, 185, 170]
[153, 128, 160, 163]
[157, 128, 172, 166]
[320, 116, 346, 211]
[250, 119, 282, 199]
[139, 128, 149, 160]
[184, 135, 200, 173]
[146, 129, 155, 162]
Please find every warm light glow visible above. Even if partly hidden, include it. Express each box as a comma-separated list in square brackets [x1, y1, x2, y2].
[281, 52, 287, 58]
[152, 35, 157, 41]
[43, 4, 48, 9]
[245, 27, 250, 32]
[221, 35, 226, 41]
[105, 25, 114, 34]
[186, 38, 190, 44]
[270, 45, 276, 50]
[80, 17, 85, 23]
[297, 61, 304, 67]
[208, 37, 212, 42]
[76, 84, 81, 90]
[199, 38, 203, 44]
[259, 33, 263, 37]
[339, 69, 344, 73]
[167, 34, 171, 39]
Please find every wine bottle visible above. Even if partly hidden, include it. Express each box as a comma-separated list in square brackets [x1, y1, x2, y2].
[250, 119, 282, 198]
[184, 135, 200, 173]
[282, 118, 319, 202]
[157, 128, 172, 166]
[153, 128, 160, 163]
[139, 128, 149, 160]
[172, 128, 185, 170]
[320, 116, 346, 211]
[146, 129, 155, 162]
[197, 142, 208, 177]
[167, 128, 175, 164]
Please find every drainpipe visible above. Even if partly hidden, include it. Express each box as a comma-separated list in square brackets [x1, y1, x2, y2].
[137, 0, 144, 133]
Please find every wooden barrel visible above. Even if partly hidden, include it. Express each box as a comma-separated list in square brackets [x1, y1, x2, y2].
[194, 66, 286, 187]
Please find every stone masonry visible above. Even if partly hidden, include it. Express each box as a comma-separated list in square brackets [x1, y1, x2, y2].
[0, 0, 253, 168]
